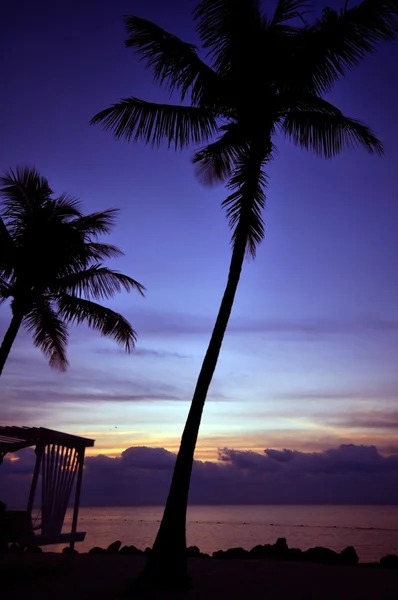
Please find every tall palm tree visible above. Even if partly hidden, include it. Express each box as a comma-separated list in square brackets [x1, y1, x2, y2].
[91, 0, 398, 590]
[0, 166, 145, 375]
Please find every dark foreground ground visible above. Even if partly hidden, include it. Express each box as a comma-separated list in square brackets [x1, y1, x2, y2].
[1, 553, 398, 599]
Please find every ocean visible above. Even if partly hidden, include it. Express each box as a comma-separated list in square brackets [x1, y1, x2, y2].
[46, 505, 398, 562]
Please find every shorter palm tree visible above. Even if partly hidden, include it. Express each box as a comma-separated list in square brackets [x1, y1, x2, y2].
[0, 166, 145, 376]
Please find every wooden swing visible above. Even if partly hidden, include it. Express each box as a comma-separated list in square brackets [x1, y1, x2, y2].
[0, 425, 94, 548]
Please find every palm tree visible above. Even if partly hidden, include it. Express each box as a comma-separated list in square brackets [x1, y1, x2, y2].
[91, 0, 398, 590]
[0, 166, 145, 375]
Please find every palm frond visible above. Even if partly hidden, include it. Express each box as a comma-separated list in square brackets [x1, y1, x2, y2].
[0, 166, 52, 218]
[294, 0, 398, 94]
[222, 151, 270, 257]
[194, 0, 264, 73]
[91, 97, 218, 149]
[83, 242, 124, 261]
[124, 16, 218, 105]
[271, 0, 310, 25]
[57, 294, 137, 352]
[53, 265, 145, 300]
[24, 299, 69, 371]
[71, 209, 119, 237]
[51, 194, 83, 219]
[0, 216, 16, 279]
[283, 106, 384, 157]
[0, 278, 12, 305]
[192, 124, 249, 185]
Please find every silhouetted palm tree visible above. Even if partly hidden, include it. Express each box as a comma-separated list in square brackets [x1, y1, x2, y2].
[91, 0, 398, 590]
[0, 166, 145, 375]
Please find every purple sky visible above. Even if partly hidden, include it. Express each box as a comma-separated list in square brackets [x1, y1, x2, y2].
[1, 0, 398, 503]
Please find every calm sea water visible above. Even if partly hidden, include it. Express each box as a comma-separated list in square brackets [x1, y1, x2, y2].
[46, 505, 398, 562]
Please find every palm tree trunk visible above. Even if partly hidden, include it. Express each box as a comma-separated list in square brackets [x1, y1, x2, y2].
[0, 312, 23, 376]
[133, 223, 248, 592]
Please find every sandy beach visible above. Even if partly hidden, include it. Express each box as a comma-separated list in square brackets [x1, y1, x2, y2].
[2, 553, 398, 600]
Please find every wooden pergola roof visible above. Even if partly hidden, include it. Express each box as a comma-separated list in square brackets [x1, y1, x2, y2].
[0, 425, 94, 457]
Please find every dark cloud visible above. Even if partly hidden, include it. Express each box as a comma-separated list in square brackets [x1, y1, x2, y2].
[4, 305, 398, 346]
[129, 309, 398, 339]
[2, 444, 397, 507]
[278, 386, 398, 402]
[320, 410, 398, 431]
[0, 366, 184, 410]
[1, 390, 182, 405]
[94, 346, 190, 359]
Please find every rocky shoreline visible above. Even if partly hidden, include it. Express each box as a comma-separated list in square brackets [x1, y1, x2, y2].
[3, 536, 398, 569]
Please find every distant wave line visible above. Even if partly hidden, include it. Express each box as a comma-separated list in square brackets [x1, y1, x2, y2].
[77, 517, 398, 532]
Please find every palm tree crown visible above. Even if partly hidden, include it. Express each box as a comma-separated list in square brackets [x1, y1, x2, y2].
[0, 166, 145, 373]
[91, 0, 397, 255]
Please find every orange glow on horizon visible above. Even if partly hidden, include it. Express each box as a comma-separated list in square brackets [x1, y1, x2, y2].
[81, 428, 398, 461]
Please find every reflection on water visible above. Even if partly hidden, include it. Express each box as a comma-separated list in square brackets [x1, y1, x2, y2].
[44, 505, 398, 562]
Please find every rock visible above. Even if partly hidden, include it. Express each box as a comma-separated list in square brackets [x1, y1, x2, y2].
[250, 541, 302, 562]
[62, 547, 78, 554]
[144, 547, 152, 554]
[303, 546, 339, 564]
[339, 546, 358, 565]
[288, 548, 304, 561]
[186, 546, 201, 557]
[275, 537, 288, 550]
[249, 544, 273, 558]
[89, 546, 105, 554]
[380, 554, 398, 569]
[25, 545, 42, 553]
[272, 538, 290, 560]
[119, 545, 143, 555]
[213, 547, 249, 559]
[107, 540, 122, 553]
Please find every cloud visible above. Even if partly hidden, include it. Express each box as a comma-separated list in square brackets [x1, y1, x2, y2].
[94, 346, 190, 359]
[320, 410, 398, 431]
[129, 309, 398, 338]
[4, 306, 398, 347]
[80, 306, 398, 340]
[278, 386, 398, 402]
[0, 363, 183, 405]
[2, 444, 397, 507]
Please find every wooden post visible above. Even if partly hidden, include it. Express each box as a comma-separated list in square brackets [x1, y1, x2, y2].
[70, 447, 85, 550]
[27, 444, 43, 516]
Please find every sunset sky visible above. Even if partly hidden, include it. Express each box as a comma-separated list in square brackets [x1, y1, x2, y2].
[1, 0, 398, 490]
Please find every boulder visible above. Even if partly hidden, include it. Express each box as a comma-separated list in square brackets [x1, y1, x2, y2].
[249, 544, 273, 559]
[288, 547, 304, 562]
[380, 554, 398, 569]
[89, 546, 105, 554]
[275, 537, 288, 550]
[107, 540, 122, 554]
[213, 547, 249, 559]
[186, 546, 201, 557]
[339, 546, 358, 565]
[271, 538, 290, 560]
[303, 546, 339, 564]
[62, 547, 78, 555]
[119, 545, 143, 555]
